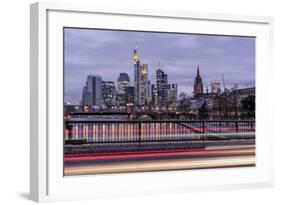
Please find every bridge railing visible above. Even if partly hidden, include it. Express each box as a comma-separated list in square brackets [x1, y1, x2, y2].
[64, 120, 255, 144]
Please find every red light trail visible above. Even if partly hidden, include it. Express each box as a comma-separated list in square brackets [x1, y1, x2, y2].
[64, 147, 254, 162]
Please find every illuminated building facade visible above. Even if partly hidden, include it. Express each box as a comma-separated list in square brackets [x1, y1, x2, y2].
[211, 80, 220, 94]
[117, 73, 130, 94]
[134, 46, 149, 105]
[151, 84, 158, 107]
[117, 73, 130, 107]
[101, 81, 116, 109]
[156, 69, 168, 107]
[146, 80, 152, 102]
[168, 83, 178, 103]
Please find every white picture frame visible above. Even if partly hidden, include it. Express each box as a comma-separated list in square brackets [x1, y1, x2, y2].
[30, 2, 274, 202]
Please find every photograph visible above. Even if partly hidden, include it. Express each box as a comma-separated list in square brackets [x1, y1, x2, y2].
[63, 28, 256, 176]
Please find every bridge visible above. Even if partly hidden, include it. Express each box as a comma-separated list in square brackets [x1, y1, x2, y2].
[70, 111, 190, 120]
[64, 119, 255, 145]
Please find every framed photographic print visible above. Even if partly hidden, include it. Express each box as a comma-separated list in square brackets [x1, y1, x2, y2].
[30, 2, 274, 202]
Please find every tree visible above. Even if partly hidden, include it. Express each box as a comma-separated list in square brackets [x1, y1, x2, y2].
[228, 88, 240, 119]
[241, 95, 255, 119]
[177, 94, 191, 117]
[212, 87, 240, 119]
[212, 94, 226, 119]
[199, 101, 209, 119]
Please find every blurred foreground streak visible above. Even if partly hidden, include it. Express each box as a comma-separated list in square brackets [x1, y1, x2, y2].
[64, 145, 255, 175]
[64, 119, 255, 175]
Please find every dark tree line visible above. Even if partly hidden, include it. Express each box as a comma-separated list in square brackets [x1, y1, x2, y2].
[241, 95, 255, 119]
[210, 93, 255, 120]
[199, 101, 208, 119]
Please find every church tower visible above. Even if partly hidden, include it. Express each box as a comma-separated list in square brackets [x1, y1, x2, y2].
[193, 65, 203, 97]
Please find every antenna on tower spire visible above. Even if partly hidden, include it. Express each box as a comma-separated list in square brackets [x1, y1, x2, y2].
[133, 42, 139, 64]
[222, 73, 226, 92]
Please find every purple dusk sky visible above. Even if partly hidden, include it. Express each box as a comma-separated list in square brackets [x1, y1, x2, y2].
[64, 28, 255, 105]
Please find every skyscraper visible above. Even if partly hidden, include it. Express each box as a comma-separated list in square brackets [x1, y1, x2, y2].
[140, 64, 148, 104]
[146, 80, 152, 102]
[125, 86, 135, 104]
[151, 84, 158, 107]
[156, 69, 168, 107]
[134, 46, 140, 105]
[81, 86, 91, 106]
[81, 75, 102, 108]
[117, 73, 130, 107]
[134, 46, 149, 105]
[101, 81, 116, 109]
[168, 83, 178, 103]
[117, 73, 130, 94]
[193, 65, 203, 97]
[134, 45, 138, 65]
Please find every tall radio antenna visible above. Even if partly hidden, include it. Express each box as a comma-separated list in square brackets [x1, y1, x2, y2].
[222, 73, 226, 92]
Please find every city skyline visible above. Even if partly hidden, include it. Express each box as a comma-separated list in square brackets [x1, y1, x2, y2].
[64, 28, 255, 105]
